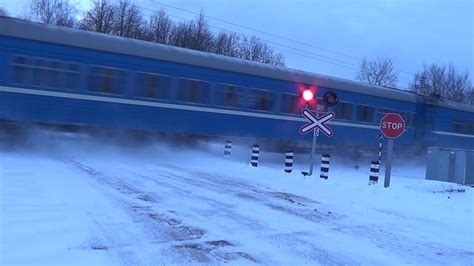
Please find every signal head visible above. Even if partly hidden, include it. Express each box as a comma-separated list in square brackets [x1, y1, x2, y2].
[302, 89, 314, 102]
[323, 91, 338, 107]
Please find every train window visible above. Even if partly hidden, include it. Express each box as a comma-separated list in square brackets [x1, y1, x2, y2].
[178, 79, 210, 104]
[280, 93, 299, 114]
[249, 89, 276, 111]
[469, 122, 474, 134]
[9, 55, 79, 90]
[35, 59, 60, 88]
[376, 108, 394, 122]
[89, 66, 126, 94]
[399, 112, 409, 127]
[408, 113, 416, 127]
[404, 112, 416, 127]
[334, 102, 353, 120]
[135, 73, 170, 100]
[13, 56, 26, 65]
[468, 122, 472, 134]
[65, 63, 80, 90]
[68, 63, 79, 72]
[10, 56, 34, 85]
[453, 121, 463, 133]
[411, 114, 417, 127]
[357, 105, 375, 123]
[10, 56, 26, 84]
[215, 84, 245, 108]
[426, 116, 435, 130]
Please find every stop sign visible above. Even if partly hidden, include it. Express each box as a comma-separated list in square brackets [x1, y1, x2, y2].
[380, 113, 405, 139]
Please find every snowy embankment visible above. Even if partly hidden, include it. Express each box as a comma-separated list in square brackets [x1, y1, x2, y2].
[1, 136, 473, 265]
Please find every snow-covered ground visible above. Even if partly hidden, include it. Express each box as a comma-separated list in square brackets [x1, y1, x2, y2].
[1, 135, 473, 265]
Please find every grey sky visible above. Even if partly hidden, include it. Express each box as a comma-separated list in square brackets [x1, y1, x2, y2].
[2, 0, 473, 88]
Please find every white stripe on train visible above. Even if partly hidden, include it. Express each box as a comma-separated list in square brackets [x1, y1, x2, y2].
[431, 131, 474, 139]
[2, 86, 473, 138]
[0, 86, 378, 129]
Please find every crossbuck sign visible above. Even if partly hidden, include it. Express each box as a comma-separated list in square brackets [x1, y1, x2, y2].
[300, 110, 335, 137]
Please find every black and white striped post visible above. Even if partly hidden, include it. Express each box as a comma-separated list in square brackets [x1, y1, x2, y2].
[224, 140, 232, 159]
[377, 135, 384, 163]
[369, 160, 381, 185]
[251, 144, 260, 167]
[284, 149, 294, 173]
[319, 154, 330, 179]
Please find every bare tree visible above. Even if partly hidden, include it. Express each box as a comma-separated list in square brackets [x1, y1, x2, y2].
[238, 36, 285, 66]
[168, 11, 214, 52]
[189, 11, 214, 52]
[411, 64, 473, 104]
[28, 0, 77, 27]
[356, 57, 399, 87]
[78, 2, 285, 66]
[412, 64, 445, 98]
[240, 36, 266, 62]
[146, 8, 172, 44]
[467, 89, 474, 105]
[80, 0, 115, 34]
[214, 31, 240, 57]
[271, 52, 285, 67]
[112, 0, 144, 39]
[170, 21, 194, 49]
[444, 66, 472, 103]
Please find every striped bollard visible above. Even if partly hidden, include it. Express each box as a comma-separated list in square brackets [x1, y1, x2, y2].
[251, 144, 260, 167]
[369, 160, 380, 185]
[284, 149, 294, 173]
[377, 135, 384, 163]
[224, 140, 232, 159]
[320, 154, 330, 179]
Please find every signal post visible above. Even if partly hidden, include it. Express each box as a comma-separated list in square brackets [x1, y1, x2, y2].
[300, 90, 338, 176]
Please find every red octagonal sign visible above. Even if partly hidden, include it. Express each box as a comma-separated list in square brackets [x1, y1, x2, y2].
[380, 113, 405, 139]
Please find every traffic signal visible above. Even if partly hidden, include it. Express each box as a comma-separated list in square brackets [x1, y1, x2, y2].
[302, 89, 314, 102]
[323, 91, 338, 107]
[298, 85, 316, 106]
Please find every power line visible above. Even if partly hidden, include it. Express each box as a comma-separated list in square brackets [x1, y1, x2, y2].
[95, 0, 415, 88]
[135, 4, 413, 87]
[148, 0, 417, 78]
[133, 4, 362, 71]
[150, 0, 363, 62]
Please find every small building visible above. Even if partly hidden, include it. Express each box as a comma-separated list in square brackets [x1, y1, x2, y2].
[426, 147, 474, 186]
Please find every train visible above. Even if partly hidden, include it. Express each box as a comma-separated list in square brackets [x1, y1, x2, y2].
[1, 16, 473, 151]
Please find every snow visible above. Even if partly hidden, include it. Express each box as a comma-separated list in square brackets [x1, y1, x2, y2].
[1, 135, 473, 265]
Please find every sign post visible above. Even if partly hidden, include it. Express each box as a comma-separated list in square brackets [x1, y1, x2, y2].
[309, 127, 319, 176]
[379, 113, 405, 188]
[384, 139, 394, 187]
[300, 109, 335, 176]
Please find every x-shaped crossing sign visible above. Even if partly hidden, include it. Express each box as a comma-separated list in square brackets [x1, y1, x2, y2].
[300, 109, 335, 137]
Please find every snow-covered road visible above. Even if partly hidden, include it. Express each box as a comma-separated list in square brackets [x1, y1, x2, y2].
[1, 140, 473, 265]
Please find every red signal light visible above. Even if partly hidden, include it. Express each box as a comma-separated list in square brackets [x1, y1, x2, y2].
[302, 89, 314, 102]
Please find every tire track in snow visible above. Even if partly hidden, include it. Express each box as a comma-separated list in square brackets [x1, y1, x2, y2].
[67, 160, 165, 265]
[133, 165, 474, 265]
[113, 165, 357, 265]
[68, 160, 258, 264]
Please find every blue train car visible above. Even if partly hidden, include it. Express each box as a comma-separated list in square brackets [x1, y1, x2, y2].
[423, 100, 474, 148]
[0, 16, 473, 150]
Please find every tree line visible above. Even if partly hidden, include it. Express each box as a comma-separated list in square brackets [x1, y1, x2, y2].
[23, 0, 285, 66]
[356, 57, 473, 105]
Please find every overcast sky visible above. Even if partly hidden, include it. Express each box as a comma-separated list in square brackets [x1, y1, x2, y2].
[2, 0, 473, 88]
